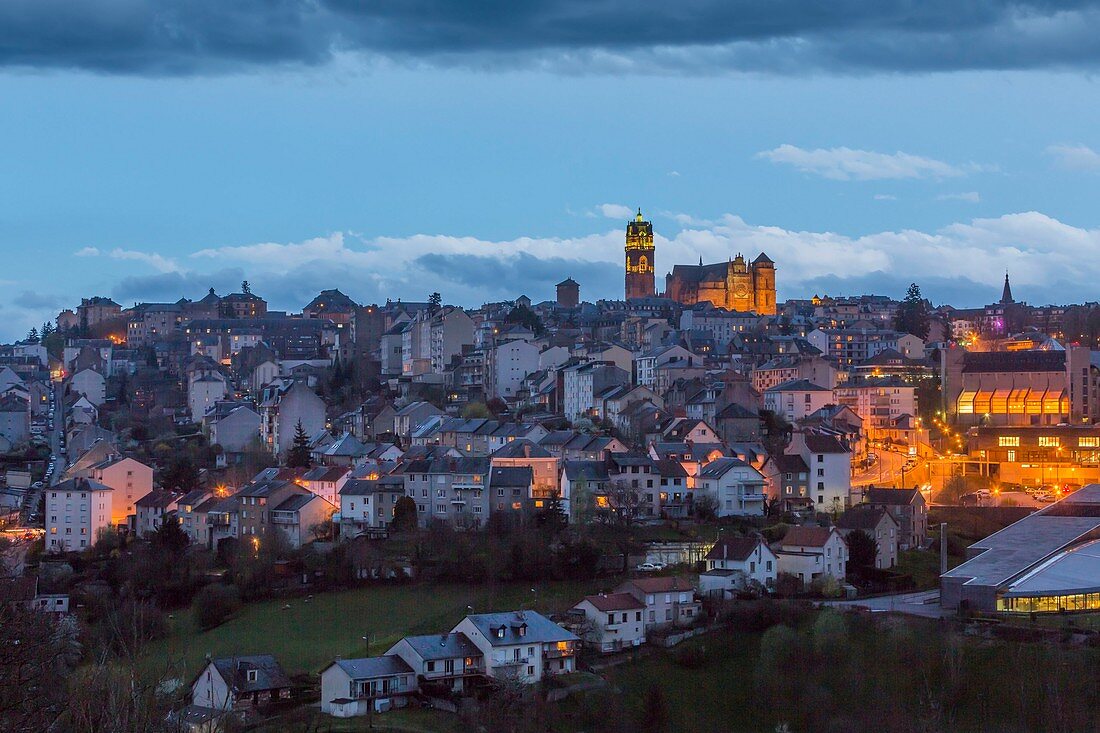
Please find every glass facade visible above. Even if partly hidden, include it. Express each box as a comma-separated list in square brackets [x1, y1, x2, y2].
[997, 592, 1100, 614]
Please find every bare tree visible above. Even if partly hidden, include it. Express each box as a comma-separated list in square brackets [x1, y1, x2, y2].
[607, 480, 642, 525]
[0, 605, 80, 731]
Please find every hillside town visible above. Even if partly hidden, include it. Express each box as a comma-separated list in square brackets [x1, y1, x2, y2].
[4, 211, 1100, 731]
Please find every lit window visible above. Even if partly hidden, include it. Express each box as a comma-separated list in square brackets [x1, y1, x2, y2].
[1038, 437, 1061, 447]
[998, 436, 1020, 447]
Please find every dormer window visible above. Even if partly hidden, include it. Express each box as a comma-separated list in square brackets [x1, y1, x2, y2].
[518, 624, 527, 637]
[496, 626, 506, 639]
[246, 669, 258, 683]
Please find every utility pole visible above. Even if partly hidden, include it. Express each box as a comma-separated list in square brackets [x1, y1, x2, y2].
[939, 522, 948, 575]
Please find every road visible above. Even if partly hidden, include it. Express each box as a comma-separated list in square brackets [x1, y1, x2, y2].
[20, 380, 67, 527]
[852, 449, 918, 488]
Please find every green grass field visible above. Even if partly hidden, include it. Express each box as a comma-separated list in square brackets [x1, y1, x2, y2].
[145, 579, 609, 680]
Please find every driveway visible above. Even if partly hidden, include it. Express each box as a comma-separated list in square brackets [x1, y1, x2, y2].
[824, 589, 951, 618]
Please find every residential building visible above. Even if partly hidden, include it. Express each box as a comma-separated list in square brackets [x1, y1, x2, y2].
[320, 657, 416, 717]
[569, 593, 646, 653]
[451, 611, 579, 683]
[338, 476, 405, 536]
[176, 489, 216, 546]
[697, 458, 767, 517]
[789, 431, 852, 512]
[836, 505, 899, 569]
[134, 490, 181, 537]
[774, 526, 849, 588]
[271, 492, 335, 548]
[763, 379, 832, 423]
[190, 655, 291, 712]
[385, 632, 484, 693]
[561, 361, 630, 420]
[615, 576, 701, 630]
[862, 487, 929, 551]
[751, 354, 838, 393]
[834, 379, 918, 439]
[45, 478, 113, 552]
[808, 327, 924, 368]
[699, 536, 778, 595]
[398, 456, 490, 528]
[258, 380, 326, 456]
[69, 368, 106, 406]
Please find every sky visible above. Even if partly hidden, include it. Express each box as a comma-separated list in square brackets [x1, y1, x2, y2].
[4, 1, 1100, 341]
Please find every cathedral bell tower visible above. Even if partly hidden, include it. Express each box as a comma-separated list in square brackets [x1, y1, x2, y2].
[625, 208, 655, 300]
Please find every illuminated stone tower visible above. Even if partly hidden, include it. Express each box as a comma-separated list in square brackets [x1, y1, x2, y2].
[625, 208, 655, 300]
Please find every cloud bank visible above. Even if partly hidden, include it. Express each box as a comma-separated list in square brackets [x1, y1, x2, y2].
[5, 1, 1100, 75]
[64, 210, 1100, 314]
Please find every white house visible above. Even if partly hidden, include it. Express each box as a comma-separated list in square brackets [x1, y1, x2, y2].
[190, 655, 292, 712]
[450, 611, 579, 684]
[569, 593, 646, 654]
[258, 380, 326, 457]
[385, 632, 484, 693]
[699, 536, 777, 596]
[789, 431, 853, 513]
[319, 657, 416, 717]
[69, 368, 106, 407]
[271, 492, 335, 549]
[774, 525, 849, 588]
[189, 372, 228, 423]
[338, 477, 405, 536]
[488, 339, 540, 400]
[45, 477, 113, 552]
[697, 457, 767, 517]
[763, 379, 832, 423]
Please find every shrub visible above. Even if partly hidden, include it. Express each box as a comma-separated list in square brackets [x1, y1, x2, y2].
[673, 645, 706, 669]
[192, 583, 241, 631]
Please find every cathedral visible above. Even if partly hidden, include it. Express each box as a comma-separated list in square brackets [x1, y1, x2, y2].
[623, 209, 777, 315]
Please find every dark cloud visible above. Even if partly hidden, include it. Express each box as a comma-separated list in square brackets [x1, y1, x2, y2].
[3, 1, 1100, 75]
[112, 267, 244, 304]
[415, 251, 620, 302]
[11, 290, 65, 310]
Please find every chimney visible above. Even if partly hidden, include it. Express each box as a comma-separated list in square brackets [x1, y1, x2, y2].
[523, 443, 531, 458]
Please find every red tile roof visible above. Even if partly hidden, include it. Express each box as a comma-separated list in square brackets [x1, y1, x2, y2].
[779, 525, 838, 548]
[581, 592, 645, 612]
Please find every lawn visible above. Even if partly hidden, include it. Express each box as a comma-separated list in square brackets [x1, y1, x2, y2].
[144, 578, 611, 680]
[594, 634, 765, 733]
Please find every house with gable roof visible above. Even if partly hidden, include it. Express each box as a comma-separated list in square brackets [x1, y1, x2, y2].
[568, 592, 646, 653]
[700, 536, 777, 597]
[774, 525, 849, 589]
[450, 611, 579, 683]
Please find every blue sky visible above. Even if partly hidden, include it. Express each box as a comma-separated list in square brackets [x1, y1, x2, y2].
[3, 2, 1100, 340]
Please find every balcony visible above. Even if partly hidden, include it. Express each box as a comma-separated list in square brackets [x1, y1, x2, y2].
[271, 511, 296, 524]
[493, 655, 532, 667]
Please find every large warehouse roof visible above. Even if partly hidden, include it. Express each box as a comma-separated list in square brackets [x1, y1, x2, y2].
[1001, 539, 1100, 598]
[942, 484, 1100, 589]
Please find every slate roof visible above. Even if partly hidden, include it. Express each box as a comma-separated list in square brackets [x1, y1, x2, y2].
[461, 611, 577, 647]
[705, 537, 766, 562]
[802, 434, 849, 454]
[492, 439, 552, 459]
[863, 487, 922, 506]
[325, 655, 413, 680]
[836, 505, 896, 532]
[207, 655, 291, 694]
[393, 632, 482, 661]
[489, 466, 533, 488]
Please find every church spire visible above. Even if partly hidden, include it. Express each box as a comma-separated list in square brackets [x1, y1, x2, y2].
[1001, 271, 1014, 304]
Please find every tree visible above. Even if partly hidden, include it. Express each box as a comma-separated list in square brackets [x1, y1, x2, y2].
[504, 303, 545, 336]
[428, 291, 442, 310]
[938, 473, 968, 505]
[241, 279, 251, 295]
[391, 496, 419, 532]
[894, 282, 931, 340]
[462, 401, 492, 419]
[639, 685, 670, 733]
[192, 583, 242, 630]
[693, 493, 718, 521]
[286, 419, 312, 468]
[25, 327, 39, 343]
[536, 491, 568, 532]
[845, 529, 878, 570]
[159, 457, 201, 493]
[149, 515, 190, 554]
